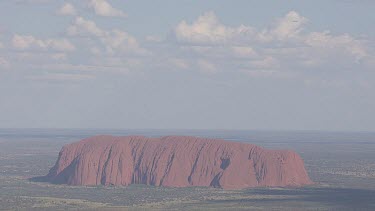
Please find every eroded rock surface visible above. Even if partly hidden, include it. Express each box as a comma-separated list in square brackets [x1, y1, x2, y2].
[45, 135, 313, 189]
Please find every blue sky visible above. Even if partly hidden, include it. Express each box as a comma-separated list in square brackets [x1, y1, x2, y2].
[0, 0, 375, 131]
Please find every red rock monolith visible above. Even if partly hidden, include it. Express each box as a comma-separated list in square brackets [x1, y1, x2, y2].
[45, 135, 313, 189]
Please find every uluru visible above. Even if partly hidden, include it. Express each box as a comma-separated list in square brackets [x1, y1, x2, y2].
[44, 135, 313, 189]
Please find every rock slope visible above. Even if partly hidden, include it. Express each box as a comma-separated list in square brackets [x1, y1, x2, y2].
[45, 135, 313, 189]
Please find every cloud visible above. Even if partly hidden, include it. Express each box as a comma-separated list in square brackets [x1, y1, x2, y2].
[174, 11, 255, 45]
[174, 11, 230, 44]
[68, 16, 147, 55]
[67, 16, 102, 36]
[173, 11, 307, 45]
[247, 56, 279, 69]
[274, 11, 307, 39]
[3, 9, 373, 83]
[171, 11, 370, 76]
[305, 31, 367, 61]
[57, 3, 76, 16]
[88, 0, 126, 17]
[261, 11, 308, 41]
[168, 58, 189, 70]
[5, 16, 145, 77]
[231, 46, 257, 58]
[50, 53, 68, 60]
[10, 52, 68, 63]
[197, 59, 217, 74]
[173, 11, 309, 45]
[174, 11, 366, 53]
[0, 57, 10, 68]
[146, 35, 163, 43]
[30, 73, 95, 81]
[12, 34, 76, 51]
[15, 0, 50, 4]
[30, 63, 131, 74]
[240, 69, 279, 78]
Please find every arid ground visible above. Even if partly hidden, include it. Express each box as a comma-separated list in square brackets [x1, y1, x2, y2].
[1, 129, 375, 210]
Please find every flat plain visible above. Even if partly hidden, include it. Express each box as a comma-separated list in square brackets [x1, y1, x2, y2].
[0, 129, 375, 210]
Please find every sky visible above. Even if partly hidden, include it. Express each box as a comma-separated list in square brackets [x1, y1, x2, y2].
[0, 0, 375, 131]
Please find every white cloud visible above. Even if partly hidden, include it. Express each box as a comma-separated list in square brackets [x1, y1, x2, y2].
[88, 0, 126, 17]
[4, 9, 372, 83]
[103, 29, 140, 54]
[146, 35, 163, 42]
[67, 17, 103, 36]
[68, 16, 147, 55]
[6, 17, 145, 77]
[175, 11, 232, 44]
[32, 63, 131, 74]
[172, 11, 370, 77]
[57, 3, 76, 16]
[262, 11, 308, 41]
[168, 58, 189, 70]
[12, 34, 76, 52]
[305, 31, 367, 61]
[247, 56, 280, 69]
[12, 35, 40, 49]
[174, 11, 366, 53]
[50, 53, 68, 60]
[11, 52, 67, 62]
[15, 0, 50, 4]
[0, 57, 10, 68]
[174, 10, 309, 45]
[46, 39, 76, 52]
[90, 47, 101, 55]
[174, 11, 255, 44]
[241, 69, 278, 78]
[197, 59, 217, 74]
[30, 73, 95, 81]
[231, 46, 257, 58]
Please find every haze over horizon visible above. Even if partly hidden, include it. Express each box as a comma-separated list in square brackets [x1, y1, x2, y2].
[1, 1, 375, 131]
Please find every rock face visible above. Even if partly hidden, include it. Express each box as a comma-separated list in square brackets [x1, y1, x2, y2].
[45, 135, 313, 189]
